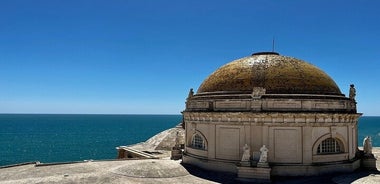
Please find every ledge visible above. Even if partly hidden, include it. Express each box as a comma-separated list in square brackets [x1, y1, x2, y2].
[186, 97, 356, 113]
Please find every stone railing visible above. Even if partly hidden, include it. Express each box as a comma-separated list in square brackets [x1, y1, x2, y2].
[186, 95, 356, 113]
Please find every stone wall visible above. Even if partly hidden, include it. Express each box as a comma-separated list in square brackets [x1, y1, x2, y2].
[183, 111, 361, 176]
[186, 95, 356, 113]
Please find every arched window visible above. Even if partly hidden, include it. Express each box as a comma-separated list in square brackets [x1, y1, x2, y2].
[191, 133, 206, 150]
[317, 138, 342, 154]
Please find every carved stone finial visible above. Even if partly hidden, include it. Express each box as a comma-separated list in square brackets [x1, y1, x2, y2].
[175, 131, 180, 147]
[187, 88, 194, 99]
[349, 84, 356, 101]
[363, 136, 373, 155]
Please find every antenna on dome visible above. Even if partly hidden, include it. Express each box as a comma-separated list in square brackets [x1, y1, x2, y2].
[272, 37, 275, 52]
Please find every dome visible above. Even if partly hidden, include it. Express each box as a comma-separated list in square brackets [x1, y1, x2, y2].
[197, 52, 342, 95]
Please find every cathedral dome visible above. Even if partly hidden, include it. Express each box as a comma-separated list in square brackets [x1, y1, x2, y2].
[197, 52, 342, 96]
[183, 51, 360, 177]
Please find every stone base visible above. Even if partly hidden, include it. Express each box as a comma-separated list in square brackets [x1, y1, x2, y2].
[171, 149, 182, 160]
[240, 161, 250, 167]
[184, 153, 361, 176]
[236, 166, 271, 183]
[257, 162, 269, 168]
[361, 156, 377, 170]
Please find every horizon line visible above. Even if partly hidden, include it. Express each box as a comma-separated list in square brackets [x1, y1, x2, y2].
[0, 113, 182, 116]
[0, 113, 379, 117]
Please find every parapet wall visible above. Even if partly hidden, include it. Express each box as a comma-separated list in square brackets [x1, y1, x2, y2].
[186, 95, 356, 113]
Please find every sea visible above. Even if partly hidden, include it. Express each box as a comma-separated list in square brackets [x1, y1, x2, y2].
[0, 114, 181, 166]
[0, 114, 379, 167]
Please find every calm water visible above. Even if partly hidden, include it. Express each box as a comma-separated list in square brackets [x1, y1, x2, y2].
[0, 114, 378, 166]
[358, 116, 380, 147]
[0, 114, 181, 166]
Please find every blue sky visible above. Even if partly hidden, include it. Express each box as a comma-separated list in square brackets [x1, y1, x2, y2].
[1, 0, 379, 115]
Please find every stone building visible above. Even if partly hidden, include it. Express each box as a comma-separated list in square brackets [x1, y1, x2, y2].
[182, 52, 362, 177]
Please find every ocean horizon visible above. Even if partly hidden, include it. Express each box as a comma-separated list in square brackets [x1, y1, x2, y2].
[0, 114, 182, 166]
[0, 114, 379, 167]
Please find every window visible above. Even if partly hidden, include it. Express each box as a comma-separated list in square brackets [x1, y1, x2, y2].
[317, 138, 342, 154]
[191, 134, 206, 150]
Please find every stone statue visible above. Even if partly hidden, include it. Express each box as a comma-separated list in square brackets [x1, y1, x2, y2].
[241, 144, 251, 162]
[175, 131, 180, 147]
[259, 145, 268, 163]
[171, 131, 183, 160]
[349, 84, 356, 101]
[187, 88, 194, 99]
[363, 136, 373, 155]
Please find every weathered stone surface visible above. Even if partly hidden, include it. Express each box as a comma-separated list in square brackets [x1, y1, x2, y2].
[197, 52, 342, 95]
[127, 127, 184, 152]
[110, 160, 189, 178]
[362, 157, 377, 170]
[237, 166, 271, 182]
[183, 52, 361, 177]
[0, 135, 379, 184]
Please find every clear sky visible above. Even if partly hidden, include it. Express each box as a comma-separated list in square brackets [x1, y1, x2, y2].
[1, 0, 379, 115]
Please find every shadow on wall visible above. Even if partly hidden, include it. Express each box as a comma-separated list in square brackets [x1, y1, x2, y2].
[180, 163, 237, 184]
[181, 162, 380, 184]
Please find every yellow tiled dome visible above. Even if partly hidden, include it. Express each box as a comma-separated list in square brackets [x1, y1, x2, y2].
[197, 52, 342, 95]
